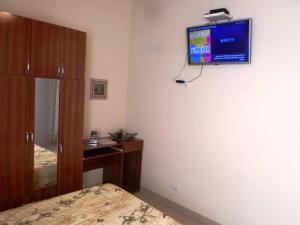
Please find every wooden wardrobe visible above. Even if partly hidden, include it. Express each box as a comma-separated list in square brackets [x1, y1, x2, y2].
[0, 12, 86, 211]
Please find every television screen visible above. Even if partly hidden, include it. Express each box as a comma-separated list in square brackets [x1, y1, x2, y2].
[187, 19, 252, 65]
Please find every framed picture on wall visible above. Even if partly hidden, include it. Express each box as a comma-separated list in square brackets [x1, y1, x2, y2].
[90, 79, 108, 100]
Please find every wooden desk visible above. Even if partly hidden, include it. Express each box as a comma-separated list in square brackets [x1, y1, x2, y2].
[83, 138, 143, 193]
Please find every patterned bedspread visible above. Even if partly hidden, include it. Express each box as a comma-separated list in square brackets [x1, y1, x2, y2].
[0, 183, 181, 225]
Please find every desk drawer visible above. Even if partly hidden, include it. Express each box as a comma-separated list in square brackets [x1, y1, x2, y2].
[83, 147, 122, 172]
[83, 157, 105, 171]
[122, 140, 143, 153]
[84, 147, 121, 158]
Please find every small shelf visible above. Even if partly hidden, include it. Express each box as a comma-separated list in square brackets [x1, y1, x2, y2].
[83, 147, 122, 160]
[204, 12, 233, 22]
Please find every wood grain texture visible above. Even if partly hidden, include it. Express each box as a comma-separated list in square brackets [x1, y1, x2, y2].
[83, 157, 105, 172]
[103, 154, 123, 186]
[0, 13, 30, 76]
[0, 76, 9, 211]
[122, 139, 144, 153]
[118, 139, 143, 192]
[31, 20, 62, 78]
[0, 75, 32, 210]
[123, 151, 142, 193]
[32, 185, 57, 202]
[58, 79, 84, 195]
[62, 28, 86, 80]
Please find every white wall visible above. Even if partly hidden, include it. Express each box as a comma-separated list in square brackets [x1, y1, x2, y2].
[127, 0, 300, 225]
[2, 0, 300, 224]
[0, 0, 132, 138]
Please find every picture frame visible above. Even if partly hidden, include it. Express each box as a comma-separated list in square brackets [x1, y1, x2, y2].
[90, 79, 108, 100]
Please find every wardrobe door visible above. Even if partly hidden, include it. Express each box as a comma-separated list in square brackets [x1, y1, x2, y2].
[0, 76, 9, 211]
[31, 20, 62, 78]
[0, 75, 32, 210]
[0, 13, 31, 76]
[61, 28, 86, 80]
[58, 79, 84, 195]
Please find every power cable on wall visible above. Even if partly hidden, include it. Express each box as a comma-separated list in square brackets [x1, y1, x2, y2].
[172, 53, 205, 86]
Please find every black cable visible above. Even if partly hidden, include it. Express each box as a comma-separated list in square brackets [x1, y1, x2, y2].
[172, 53, 188, 82]
[173, 53, 205, 85]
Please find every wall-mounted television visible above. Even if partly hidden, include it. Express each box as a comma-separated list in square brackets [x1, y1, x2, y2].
[187, 19, 252, 65]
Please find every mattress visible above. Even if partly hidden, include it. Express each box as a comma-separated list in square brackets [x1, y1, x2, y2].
[0, 183, 181, 225]
[34, 144, 57, 188]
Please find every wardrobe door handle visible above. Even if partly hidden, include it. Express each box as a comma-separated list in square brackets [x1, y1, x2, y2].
[57, 66, 61, 77]
[30, 132, 34, 143]
[59, 144, 63, 153]
[61, 66, 64, 78]
[26, 62, 30, 73]
[25, 132, 29, 143]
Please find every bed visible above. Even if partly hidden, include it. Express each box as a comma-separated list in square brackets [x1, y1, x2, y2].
[0, 183, 181, 225]
[34, 144, 58, 188]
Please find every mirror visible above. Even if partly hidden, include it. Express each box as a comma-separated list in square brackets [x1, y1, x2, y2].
[34, 78, 60, 189]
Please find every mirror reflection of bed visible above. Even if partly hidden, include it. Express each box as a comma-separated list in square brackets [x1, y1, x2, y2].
[34, 144, 57, 188]
[34, 78, 60, 189]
